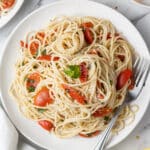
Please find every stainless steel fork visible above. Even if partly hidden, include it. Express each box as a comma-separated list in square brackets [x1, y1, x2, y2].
[94, 57, 150, 150]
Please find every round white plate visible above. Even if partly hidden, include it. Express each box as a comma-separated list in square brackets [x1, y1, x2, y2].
[0, 0, 150, 149]
[0, 0, 24, 28]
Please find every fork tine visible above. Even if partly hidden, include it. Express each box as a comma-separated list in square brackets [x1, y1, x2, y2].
[143, 63, 150, 86]
[134, 58, 144, 80]
[133, 57, 140, 69]
[135, 62, 150, 87]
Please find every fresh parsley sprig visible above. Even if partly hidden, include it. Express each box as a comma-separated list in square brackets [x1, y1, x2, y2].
[64, 65, 81, 79]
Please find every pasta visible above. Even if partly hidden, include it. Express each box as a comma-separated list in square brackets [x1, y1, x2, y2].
[0, 0, 15, 17]
[9, 16, 137, 138]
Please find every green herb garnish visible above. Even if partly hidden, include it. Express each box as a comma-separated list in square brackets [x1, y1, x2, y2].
[64, 65, 81, 79]
[24, 75, 28, 81]
[33, 65, 38, 69]
[41, 49, 47, 55]
[22, 61, 25, 66]
[27, 86, 35, 92]
[37, 108, 47, 113]
[33, 50, 39, 58]
[104, 116, 110, 121]
[110, 80, 113, 85]
[86, 133, 92, 137]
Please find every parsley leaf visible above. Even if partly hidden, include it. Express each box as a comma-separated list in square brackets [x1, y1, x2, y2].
[110, 80, 113, 85]
[86, 133, 92, 137]
[104, 116, 110, 121]
[41, 49, 46, 55]
[64, 65, 81, 79]
[27, 86, 35, 92]
[22, 61, 25, 66]
[24, 75, 28, 81]
[37, 108, 47, 113]
[33, 65, 38, 69]
[33, 49, 39, 58]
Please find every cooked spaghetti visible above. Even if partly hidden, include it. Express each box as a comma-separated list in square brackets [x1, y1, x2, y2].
[9, 16, 137, 138]
[0, 0, 15, 17]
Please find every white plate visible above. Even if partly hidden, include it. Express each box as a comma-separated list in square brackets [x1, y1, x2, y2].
[0, 0, 24, 28]
[0, 0, 150, 149]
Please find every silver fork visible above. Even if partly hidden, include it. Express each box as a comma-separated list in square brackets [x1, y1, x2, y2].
[94, 57, 150, 150]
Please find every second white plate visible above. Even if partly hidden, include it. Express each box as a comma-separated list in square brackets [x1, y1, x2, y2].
[0, 0, 24, 28]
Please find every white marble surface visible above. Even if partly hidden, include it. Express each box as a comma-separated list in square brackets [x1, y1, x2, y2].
[0, 0, 150, 150]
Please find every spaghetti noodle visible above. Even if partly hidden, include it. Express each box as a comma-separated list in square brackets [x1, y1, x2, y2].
[9, 16, 137, 138]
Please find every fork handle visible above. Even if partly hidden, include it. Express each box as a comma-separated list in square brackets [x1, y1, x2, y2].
[94, 102, 126, 150]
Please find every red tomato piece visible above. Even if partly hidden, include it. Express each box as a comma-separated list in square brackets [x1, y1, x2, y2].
[37, 55, 50, 61]
[2, 0, 15, 9]
[128, 78, 134, 90]
[81, 22, 93, 28]
[20, 40, 28, 48]
[116, 69, 132, 90]
[29, 41, 39, 55]
[37, 55, 59, 61]
[80, 62, 88, 83]
[84, 28, 93, 44]
[114, 33, 120, 37]
[107, 32, 120, 40]
[51, 56, 60, 61]
[36, 32, 45, 44]
[106, 32, 111, 39]
[26, 73, 40, 90]
[93, 107, 112, 117]
[34, 87, 53, 106]
[20, 40, 24, 47]
[97, 94, 104, 99]
[117, 55, 125, 61]
[81, 22, 94, 44]
[79, 130, 100, 138]
[97, 81, 101, 88]
[61, 84, 86, 104]
[36, 32, 45, 38]
[38, 120, 53, 131]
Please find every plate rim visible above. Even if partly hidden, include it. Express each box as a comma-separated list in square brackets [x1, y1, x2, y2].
[0, 0, 150, 149]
